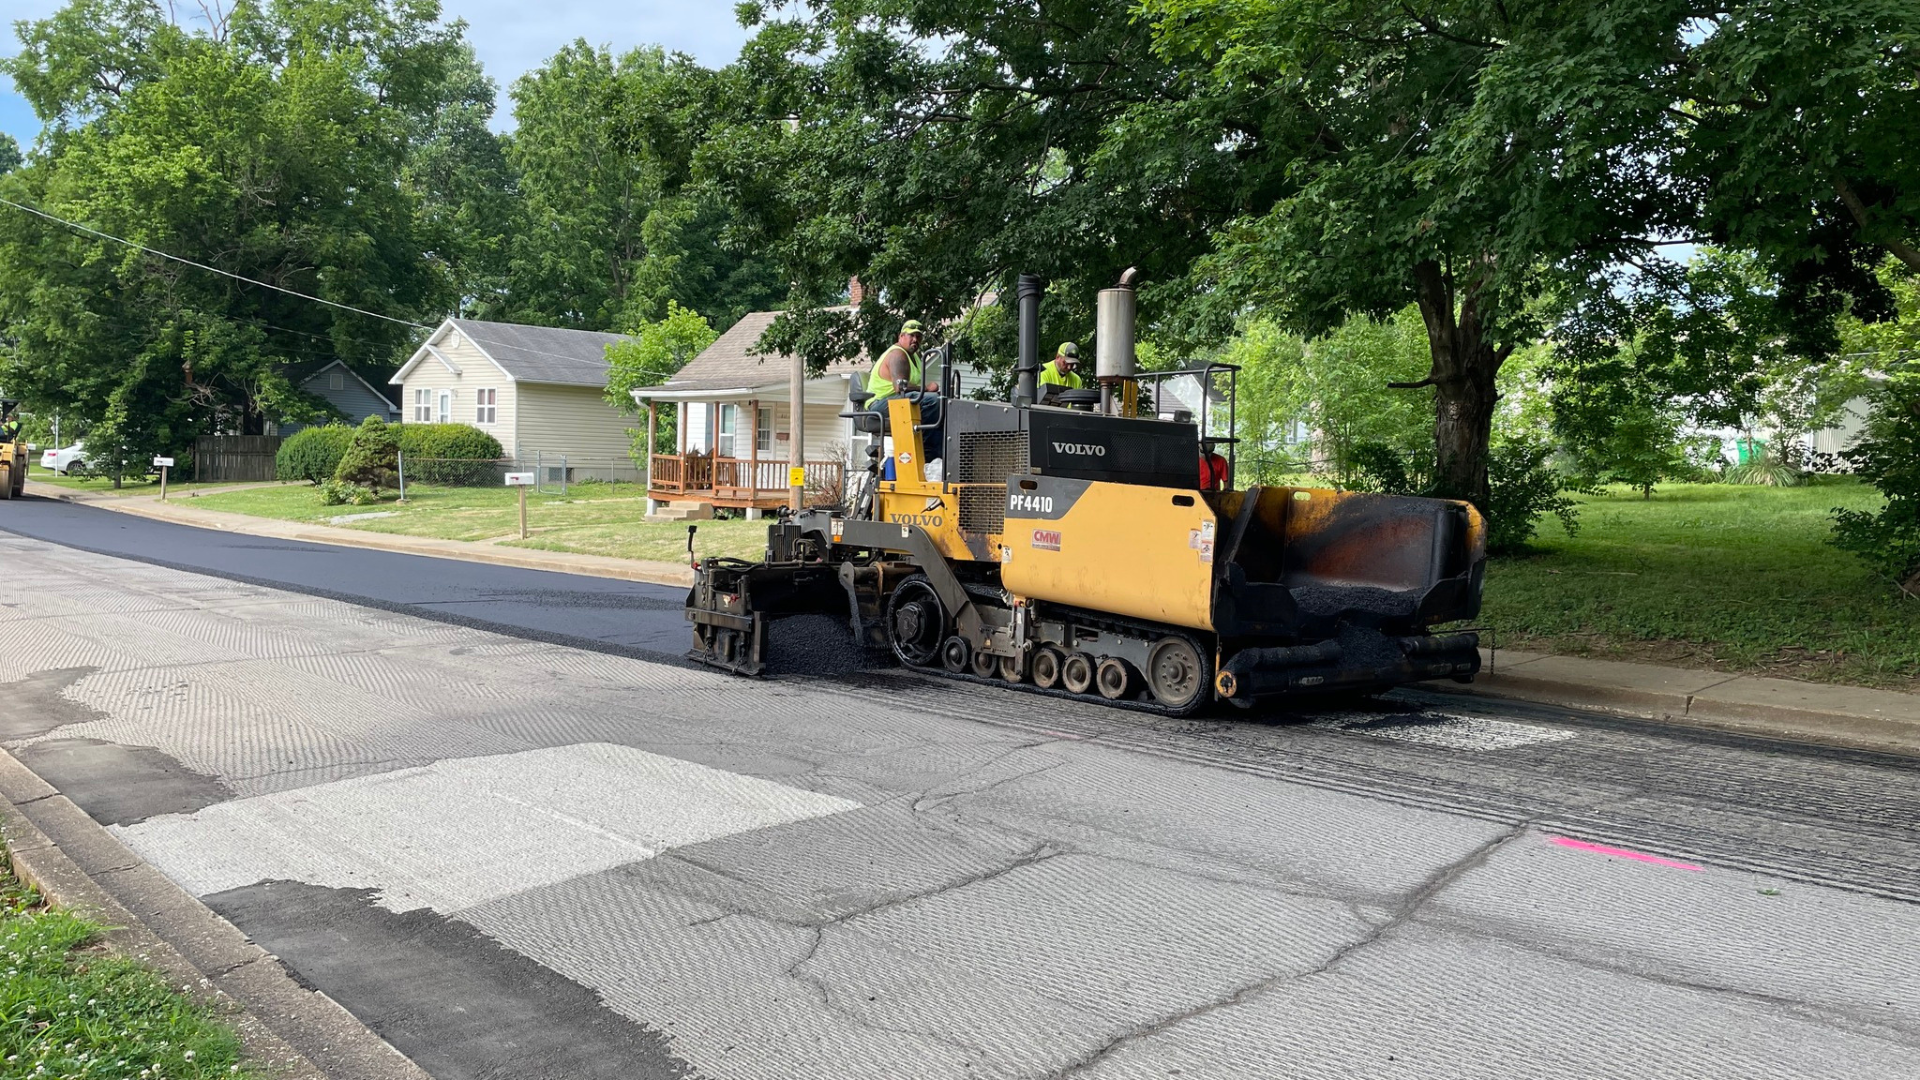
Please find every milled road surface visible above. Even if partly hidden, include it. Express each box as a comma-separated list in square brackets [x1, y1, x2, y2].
[3, 495, 1918, 1079]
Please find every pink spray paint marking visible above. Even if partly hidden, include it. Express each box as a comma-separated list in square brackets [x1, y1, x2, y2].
[1549, 836, 1703, 872]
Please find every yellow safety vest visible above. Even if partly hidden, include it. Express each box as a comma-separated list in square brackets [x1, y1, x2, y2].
[866, 345, 923, 399]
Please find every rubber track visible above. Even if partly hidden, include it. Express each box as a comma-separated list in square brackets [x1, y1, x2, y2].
[896, 611, 1214, 719]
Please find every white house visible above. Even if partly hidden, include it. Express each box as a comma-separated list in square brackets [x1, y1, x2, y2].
[390, 318, 636, 478]
[634, 308, 987, 515]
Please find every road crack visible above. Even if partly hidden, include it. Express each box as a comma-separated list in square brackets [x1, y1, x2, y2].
[1047, 819, 1534, 1078]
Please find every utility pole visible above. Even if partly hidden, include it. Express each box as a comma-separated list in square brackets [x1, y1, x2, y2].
[788, 348, 805, 514]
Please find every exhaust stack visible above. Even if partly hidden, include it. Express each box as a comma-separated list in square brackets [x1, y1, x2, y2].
[1095, 267, 1141, 413]
[1014, 274, 1043, 407]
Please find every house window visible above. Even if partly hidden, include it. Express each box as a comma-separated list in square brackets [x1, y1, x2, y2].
[413, 387, 432, 422]
[476, 388, 497, 424]
[716, 403, 737, 457]
[756, 407, 776, 454]
[328, 372, 344, 391]
[437, 389, 452, 424]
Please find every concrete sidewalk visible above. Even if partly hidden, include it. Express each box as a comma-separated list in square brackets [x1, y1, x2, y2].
[25, 479, 1919, 756]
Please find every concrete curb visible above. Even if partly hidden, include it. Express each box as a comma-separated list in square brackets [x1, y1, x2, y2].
[0, 748, 433, 1080]
[1430, 649, 1920, 758]
[24, 480, 694, 588]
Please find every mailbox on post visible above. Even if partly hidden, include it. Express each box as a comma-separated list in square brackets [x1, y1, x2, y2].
[153, 456, 175, 500]
[504, 472, 535, 538]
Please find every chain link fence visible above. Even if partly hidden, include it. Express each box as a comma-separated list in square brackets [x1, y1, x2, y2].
[394, 453, 649, 499]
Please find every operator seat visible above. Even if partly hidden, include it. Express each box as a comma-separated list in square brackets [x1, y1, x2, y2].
[841, 387, 886, 435]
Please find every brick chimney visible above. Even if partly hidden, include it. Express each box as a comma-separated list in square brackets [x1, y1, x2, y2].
[848, 276, 865, 306]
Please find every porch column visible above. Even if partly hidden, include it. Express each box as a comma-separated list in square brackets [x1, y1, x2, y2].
[677, 401, 686, 454]
[747, 397, 760, 505]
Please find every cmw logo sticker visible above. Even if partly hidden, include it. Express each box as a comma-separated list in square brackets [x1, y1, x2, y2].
[1051, 442, 1106, 456]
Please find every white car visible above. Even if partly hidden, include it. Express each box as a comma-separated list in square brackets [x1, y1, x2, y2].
[40, 442, 87, 475]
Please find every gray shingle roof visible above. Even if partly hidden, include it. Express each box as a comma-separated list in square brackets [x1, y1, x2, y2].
[655, 309, 866, 392]
[450, 319, 628, 387]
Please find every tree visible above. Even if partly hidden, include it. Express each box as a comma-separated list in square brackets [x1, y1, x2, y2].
[0, 135, 20, 175]
[0, 0, 473, 465]
[604, 301, 718, 464]
[708, 0, 1262, 375]
[499, 44, 781, 331]
[1142, 0, 1701, 508]
[1138, 0, 1920, 512]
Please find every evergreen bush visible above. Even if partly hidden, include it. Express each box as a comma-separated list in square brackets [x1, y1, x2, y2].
[333, 416, 400, 491]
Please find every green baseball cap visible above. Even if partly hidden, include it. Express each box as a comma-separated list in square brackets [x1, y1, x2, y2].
[1056, 341, 1079, 362]
[901, 320, 924, 334]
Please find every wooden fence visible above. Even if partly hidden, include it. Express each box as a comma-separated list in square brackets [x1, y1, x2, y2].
[194, 435, 281, 482]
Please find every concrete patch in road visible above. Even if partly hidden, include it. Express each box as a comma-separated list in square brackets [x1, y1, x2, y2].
[115, 742, 862, 913]
[205, 881, 694, 1080]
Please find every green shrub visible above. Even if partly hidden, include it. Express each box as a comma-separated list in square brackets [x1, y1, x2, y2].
[396, 423, 504, 485]
[278, 424, 354, 484]
[318, 480, 377, 505]
[334, 416, 399, 491]
[1726, 445, 1807, 487]
[1486, 439, 1583, 553]
[1831, 376, 1920, 596]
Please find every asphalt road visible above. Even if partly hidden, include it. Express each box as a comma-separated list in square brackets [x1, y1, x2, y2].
[3, 494, 1919, 1080]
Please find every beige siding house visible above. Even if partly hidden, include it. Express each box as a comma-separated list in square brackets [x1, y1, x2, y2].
[390, 319, 636, 479]
[633, 310, 866, 516]
[634, 308, 989, 516]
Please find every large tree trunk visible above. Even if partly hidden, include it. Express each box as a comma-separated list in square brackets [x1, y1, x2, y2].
[1406, 259, 1505, 509]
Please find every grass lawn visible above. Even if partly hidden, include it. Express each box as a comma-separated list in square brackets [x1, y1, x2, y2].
[190, 482, 770, 561]
[1479, 477, 1917, 691]
[0, 867, 256, 1078]
[25, 464, 260, 498]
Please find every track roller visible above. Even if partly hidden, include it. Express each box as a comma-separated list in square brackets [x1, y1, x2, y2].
[1032, 647, 1063, 689]
[941, 635, 971, 674]
[1095, 657, 1136, 701]
[1061, 651, 1097, 695]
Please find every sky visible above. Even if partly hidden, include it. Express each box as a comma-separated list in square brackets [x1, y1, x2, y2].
[0, 0, 757, 151]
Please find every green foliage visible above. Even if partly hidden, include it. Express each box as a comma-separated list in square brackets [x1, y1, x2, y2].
[0, 0, 475, 465]
[714, 0, 1233, 379]
[497, 44, 779, 330]
[1566, 399, 1690, 499]
[277, 424, 354, 484]
[395, 422, 504, 484]
[318, 479, 379, 505]
[0, 870, 255, 1078]
[333, 416, 399, 490]
[0, 134, 19, 175]
[1224, 311, 1430, 487]
[1726, 446, 1807, 488]
[1486, 439, 1582, 554]
[1831, 373, 1920, 596]
[605, 301, 715, 460]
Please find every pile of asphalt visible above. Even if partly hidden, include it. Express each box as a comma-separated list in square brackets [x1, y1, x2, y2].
[1291, 584, 1418, 620]
[763, 613, 888, 676]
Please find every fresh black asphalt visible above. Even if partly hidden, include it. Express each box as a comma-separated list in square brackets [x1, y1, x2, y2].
[0, 494, 695, 658]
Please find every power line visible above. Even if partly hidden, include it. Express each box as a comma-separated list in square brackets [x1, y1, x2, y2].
[0, 194, 431, 330]
[0, 194, 683, 380]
